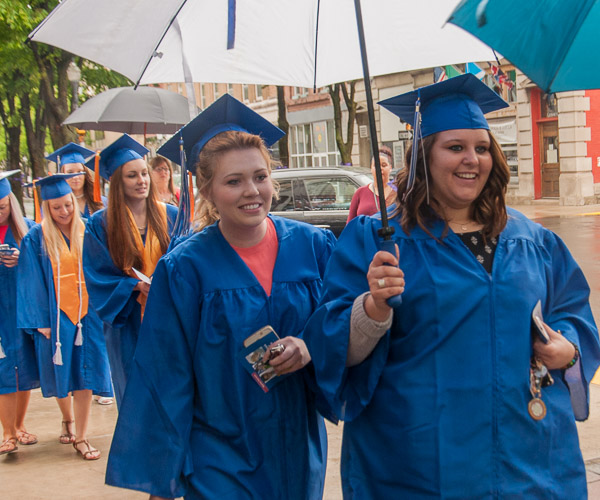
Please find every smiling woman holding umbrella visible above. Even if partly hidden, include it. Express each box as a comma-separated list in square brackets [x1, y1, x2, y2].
[82, 135, 178, 407]
[303, 74, 600, 498]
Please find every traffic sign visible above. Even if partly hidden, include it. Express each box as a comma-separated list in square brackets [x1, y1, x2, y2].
[398, 130, 413, 140]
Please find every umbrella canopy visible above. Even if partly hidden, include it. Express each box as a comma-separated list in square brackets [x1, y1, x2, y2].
[448, 0, 600, 93]
[63, 86, 200, 135]
[30, 0, 494, 88]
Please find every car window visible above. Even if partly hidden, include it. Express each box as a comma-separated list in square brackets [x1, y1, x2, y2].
[293, 179, 311, 210]
[303, 177, 359, 210]
[272, 180, 293, 211]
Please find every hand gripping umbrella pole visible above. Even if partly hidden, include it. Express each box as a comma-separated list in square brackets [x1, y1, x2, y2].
[353, 0, 402, 307]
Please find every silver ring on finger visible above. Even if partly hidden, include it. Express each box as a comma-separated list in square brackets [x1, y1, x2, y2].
[377, 278, 386, 288]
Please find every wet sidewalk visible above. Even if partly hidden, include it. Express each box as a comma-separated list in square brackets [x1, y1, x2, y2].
[2, 386, 600, 499]
[2, 200, 600, 499]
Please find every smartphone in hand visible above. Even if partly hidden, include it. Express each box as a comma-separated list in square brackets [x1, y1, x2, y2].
[532, 300, 550, 344]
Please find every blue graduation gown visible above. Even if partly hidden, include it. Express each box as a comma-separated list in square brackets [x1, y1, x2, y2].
[0, 219, 39, 395]
[303, 208, 600, 499]
[82, 204, 178, 406]
[82, 195, 108, 218]
[16, 224, 112, 399]
[106, 216, 336, 500]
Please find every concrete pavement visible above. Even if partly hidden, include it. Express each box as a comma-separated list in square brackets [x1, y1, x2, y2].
[2, 200, 600, 499]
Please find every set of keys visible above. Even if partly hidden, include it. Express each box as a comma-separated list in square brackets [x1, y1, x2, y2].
[528, 358, 554, 420]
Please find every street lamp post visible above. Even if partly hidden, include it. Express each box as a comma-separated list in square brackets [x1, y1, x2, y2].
[66, 61, 81, 112]
[66, 61, 86, 144]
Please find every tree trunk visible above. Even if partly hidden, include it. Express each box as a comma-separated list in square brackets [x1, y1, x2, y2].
[328, 82, 357, 165]
[0, 95, 24, 210]
[29, 42, 77, 148]
[276, 86, 290, 167]
[20, 91, 48, 179]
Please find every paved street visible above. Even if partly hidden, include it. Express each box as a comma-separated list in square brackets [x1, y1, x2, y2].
[2, 201, 600, 499]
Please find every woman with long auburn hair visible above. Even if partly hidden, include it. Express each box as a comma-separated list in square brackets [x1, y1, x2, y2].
[106, 96, 336, 500]
[303, 74, 600, 498]
[82, 134, 178, 407]
[46, 142, 107, 217]
[0, 170, 38, 456]
[17, 174, 112, 461]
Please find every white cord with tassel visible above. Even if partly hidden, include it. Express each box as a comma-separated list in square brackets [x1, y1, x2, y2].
[53, 257, 63, 365]
[74, 257, 83, 346]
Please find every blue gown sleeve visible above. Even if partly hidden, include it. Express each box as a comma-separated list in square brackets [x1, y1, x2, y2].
[82, 212, 139, 327]
[303, 216, 391, 421]
[543, 230, 600, 420]
[16, 229, 51, 333]
[106, 255, 196, 498]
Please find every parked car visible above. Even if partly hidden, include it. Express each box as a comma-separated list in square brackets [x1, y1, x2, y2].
[271, 167, 371, 237]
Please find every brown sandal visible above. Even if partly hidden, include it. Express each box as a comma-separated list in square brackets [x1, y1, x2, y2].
[59, 420, 76, 444]
[16, 430, 38, 445]
[0, 437, 18, 455]
[73, 439, 101, 461]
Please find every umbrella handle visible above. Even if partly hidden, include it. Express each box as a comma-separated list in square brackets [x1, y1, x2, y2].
[379, 238, 403, 308]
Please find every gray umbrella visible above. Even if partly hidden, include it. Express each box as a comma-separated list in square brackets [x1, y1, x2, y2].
[63, 86, 199, 135]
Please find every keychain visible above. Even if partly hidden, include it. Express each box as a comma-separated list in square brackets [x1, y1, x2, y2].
[528, 358, 554, 421]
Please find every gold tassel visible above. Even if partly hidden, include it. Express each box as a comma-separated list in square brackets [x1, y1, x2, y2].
[93, 152, 101, 203]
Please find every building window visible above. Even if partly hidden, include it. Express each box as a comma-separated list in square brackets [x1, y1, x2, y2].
[488, 117, 518, 184]
[242, 84, 249, 102]
[256, 84, 263, 101]
[292, 87, 309, 99]
[227, 83, 234, 96]
[289, 121, 341, 168]
[541, 93, 558, 118]
[200, 84, 207, 109]
[213, 83, 220, 100]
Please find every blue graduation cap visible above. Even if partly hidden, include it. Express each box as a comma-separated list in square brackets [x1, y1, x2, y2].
[157, 94, 284, 170]
[378, 73, 508, 138]
[46, 142, 95, 168]
[0, 170, 21, 199]
[87, 134, 149, 180]
[157, 94, 284, 238]
[35, 173, 84, 201]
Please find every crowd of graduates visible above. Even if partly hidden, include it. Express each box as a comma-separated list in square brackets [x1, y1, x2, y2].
[1, 78, 599, 499]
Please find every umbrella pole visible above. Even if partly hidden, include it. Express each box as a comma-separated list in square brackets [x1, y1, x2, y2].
[352, 0, 393, 239]
[353, 0, 402, 307]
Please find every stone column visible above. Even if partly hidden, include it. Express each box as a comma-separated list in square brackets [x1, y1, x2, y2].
[512, 74, 536, 203]
[557, 91, 594, 205]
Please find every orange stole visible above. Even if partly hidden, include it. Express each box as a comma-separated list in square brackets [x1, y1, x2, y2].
[47, 222, 89, 325]
[127, 203, 167, 317]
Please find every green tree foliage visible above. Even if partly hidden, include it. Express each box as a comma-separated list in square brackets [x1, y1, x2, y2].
[0, 0, 130, 193]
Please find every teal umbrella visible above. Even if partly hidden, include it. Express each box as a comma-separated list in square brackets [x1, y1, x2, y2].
[448, 0, 600, 93]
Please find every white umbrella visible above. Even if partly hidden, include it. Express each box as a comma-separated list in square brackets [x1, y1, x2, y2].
[63, 86, 200, 135]
[29, 0, 493, 89]
[30, 0, 495, 283]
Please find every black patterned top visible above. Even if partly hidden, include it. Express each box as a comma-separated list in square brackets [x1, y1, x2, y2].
[457, 230, 498, 273]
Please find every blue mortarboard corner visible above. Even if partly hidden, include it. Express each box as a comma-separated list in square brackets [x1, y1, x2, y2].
[158, 94, 284, 170]
[0, 170, 21, 199]
[35, 173, 84, 201]
[46, 143, 95, 168]
[158, 94, 284, 238]
[87, 134, 149, 180]
[379, 73, 508, 138]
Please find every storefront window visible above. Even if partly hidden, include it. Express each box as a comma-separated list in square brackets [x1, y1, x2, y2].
[289, 121, 341, 168]
[541, 93, 558, 118]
